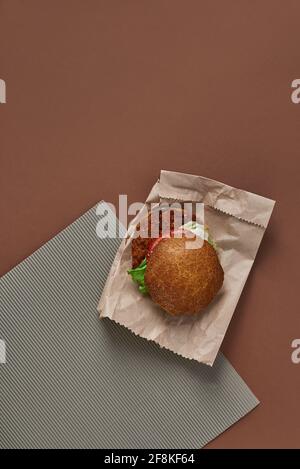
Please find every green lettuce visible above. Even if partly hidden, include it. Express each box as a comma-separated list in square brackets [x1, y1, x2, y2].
[127, 258, 148, 294]
[206, 230, 217, 250]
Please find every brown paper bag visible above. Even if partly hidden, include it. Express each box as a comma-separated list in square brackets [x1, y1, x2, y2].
[98, 170, 275, 365]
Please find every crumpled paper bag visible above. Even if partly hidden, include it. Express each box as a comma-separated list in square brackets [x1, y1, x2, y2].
[98, 170, 275, 365]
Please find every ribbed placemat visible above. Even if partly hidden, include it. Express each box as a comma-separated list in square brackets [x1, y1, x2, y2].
[0, 203, 258, 448]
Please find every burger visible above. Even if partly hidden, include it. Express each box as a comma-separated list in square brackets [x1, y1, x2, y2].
[128, 207, 224, 316]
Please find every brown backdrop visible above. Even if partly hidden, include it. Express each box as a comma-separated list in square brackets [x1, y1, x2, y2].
[1, 0, 299, 448]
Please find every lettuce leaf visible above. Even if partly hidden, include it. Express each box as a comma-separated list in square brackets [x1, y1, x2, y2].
[206, 230, 217, 250]
[127, 258, 148, 294]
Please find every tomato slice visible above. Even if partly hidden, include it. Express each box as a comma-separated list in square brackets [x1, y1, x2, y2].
[146, 237, 164, 259]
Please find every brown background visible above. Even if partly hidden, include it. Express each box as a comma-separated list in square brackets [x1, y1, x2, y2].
[1, 0, 299, 448]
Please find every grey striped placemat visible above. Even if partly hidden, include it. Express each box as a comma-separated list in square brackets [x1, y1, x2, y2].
[0, 202, 258, 449]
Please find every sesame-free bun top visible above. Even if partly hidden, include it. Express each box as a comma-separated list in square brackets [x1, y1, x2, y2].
[144, 236, 224, 316]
